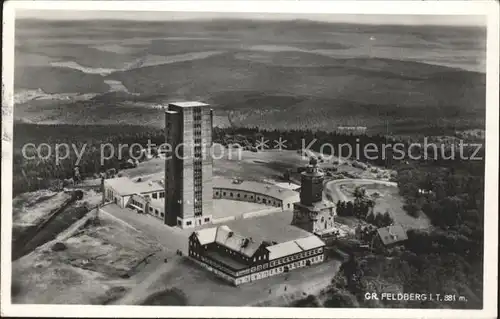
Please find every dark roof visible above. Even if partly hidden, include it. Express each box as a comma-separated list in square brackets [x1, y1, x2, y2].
[376, 225, 408, 246]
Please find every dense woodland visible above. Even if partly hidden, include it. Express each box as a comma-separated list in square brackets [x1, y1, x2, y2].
[13, 123, 484, 196]
[324, 157, 485, 308]
[13, 123, 485, 308]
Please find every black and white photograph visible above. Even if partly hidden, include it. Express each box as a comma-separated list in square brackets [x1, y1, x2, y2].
[1, 1, 498, 318]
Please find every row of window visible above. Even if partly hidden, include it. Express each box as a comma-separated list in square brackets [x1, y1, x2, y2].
[214, 190, 289, 208]
[151, 192, 165, 199]
[196, 254, 237, 276]
[130, 199, 143, 209]
[147, 206, 165, 218]
[192, 251, 323, 284]
[270, 248, 323, 267]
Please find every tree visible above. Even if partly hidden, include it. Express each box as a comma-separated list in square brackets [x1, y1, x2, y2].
[373, 213, 384, 227]
[366, 211, 375, 224]
[292, 295, 322, 307]
[381, 211, 394, 227]
[323, 287, 359, 307]
[353, 186, 366, 201]
[403, 201, 421, 218]
[345, 201, 354, 217]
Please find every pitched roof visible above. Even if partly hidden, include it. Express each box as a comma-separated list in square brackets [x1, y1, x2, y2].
[214, 225, 262, 258]
[265, 235, 325, 260]
[266, 241, 303, 260]
[376, 225, 408, 246]
[294, 235, 326, 251]
[191, 226, 325, 261]
[213, 177, 299, 201]
[194, 227, 218, 245]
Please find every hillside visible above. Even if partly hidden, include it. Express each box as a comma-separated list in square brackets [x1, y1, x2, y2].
[15, 52, 483, 134]
[13, 18, 486, 135]
[15, 66, 110, 94]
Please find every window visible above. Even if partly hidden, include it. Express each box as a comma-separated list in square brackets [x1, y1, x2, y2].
[204, 217, 210, 222]
[160, 213, 164, 217]
[187, 221, 192, 226]
[287, 204, 290, 208]
[149, 207, 153, 212]
[237, 193, 240, 198]
[230, 192, 233, 197]
[152, 193, 158, 199]
[155, 209, 159, 215]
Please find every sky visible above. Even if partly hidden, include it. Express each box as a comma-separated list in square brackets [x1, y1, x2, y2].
[16, 10, 487, 26]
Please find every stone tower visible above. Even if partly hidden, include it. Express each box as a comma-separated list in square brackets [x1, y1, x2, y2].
[292, 157, 336, 234]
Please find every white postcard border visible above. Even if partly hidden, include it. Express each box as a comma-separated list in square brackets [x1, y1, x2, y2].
[2, 1, 498, 318]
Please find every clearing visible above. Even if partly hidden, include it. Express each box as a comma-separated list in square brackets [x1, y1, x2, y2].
[338, 182, 431, 230]
[11, 209, 161, 304]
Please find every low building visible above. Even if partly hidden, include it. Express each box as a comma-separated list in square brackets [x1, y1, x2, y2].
[189, 225, 325, 285]
[375, 225, 408, 248]
[127, 193, 166, 220]
[213, 177, 300, 211]
[103, 177, 165, 210]
[103, 175, 300, 228]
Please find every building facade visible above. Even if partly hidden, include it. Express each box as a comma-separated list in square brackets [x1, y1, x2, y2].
[165, 102, 214, 229]
[103, 177, 164, 210]
[189, 225, 326, 286]
[292, 157, 336, 234]
[212, 177, 300, 211]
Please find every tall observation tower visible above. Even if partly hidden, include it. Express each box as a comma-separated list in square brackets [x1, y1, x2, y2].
[164, 101, 213, 228]
[292, 157, 336, 234]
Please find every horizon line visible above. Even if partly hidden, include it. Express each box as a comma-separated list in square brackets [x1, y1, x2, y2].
[16, 17, 487, 28]
[14, 11, 487, 27]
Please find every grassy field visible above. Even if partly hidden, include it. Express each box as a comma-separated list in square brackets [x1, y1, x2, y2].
[339, 183, 431, 230]
[12, 190, 71, 227]
[11, 211, 160, 304]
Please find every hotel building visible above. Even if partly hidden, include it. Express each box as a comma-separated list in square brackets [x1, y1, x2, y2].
[189, 225, 326, 285]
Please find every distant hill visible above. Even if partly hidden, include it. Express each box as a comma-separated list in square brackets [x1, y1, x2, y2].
[15, 66, 110, 94]
[13, 19, 486, 136]
[13, 52, 485, 135]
